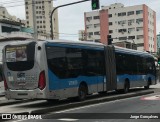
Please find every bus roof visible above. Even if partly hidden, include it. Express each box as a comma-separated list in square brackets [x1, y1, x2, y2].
[45, 39, 105, 49]
[115, 46, 153, 57]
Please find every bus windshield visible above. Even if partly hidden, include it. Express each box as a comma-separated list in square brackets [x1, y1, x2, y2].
[5, 42, 36, 71]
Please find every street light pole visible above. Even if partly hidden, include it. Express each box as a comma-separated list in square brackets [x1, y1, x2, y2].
[50, 0, 90, 40]
[32, 0, 37, 41]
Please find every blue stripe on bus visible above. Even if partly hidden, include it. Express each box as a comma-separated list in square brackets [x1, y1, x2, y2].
[117, 74, 156, 83]
[48, 69, 104, 90]
[46, 43, 103, 51]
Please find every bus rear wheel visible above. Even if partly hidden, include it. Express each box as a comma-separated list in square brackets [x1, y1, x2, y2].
[78, 84, 87, 101]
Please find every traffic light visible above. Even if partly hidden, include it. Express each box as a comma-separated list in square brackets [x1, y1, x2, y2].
[158, 57, 160, 64]
[107, 35, 113, 45]
[91, 0, 100, 10]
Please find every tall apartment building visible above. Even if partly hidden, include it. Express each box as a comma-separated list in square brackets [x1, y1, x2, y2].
[84, 3, 156, 52]
[25, 0, 59, 39]
[157, 33, 160, 51]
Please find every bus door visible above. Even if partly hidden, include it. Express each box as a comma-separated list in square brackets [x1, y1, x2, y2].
[104, 46, 117, 91]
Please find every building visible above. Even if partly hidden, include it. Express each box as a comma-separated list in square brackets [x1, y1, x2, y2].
[0, 6, 17, 21]
[157, 33, 160, 53]
[84, 3, 156, 52]
[25, 0, 59, 39]
[0, 6, 26, 24]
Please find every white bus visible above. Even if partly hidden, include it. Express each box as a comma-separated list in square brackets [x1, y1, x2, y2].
[3, 40, 156, 100]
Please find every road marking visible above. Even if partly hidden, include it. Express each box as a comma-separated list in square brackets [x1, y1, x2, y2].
[141, 95, 160, 100]
[58, 118, 79, 121]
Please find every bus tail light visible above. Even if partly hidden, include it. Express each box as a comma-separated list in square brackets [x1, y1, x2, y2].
[38, 71, 46, 90]
[4, 77, 8, 90]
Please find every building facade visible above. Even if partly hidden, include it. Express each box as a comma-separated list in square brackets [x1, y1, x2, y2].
[157, 33, 160, 52]
[84, 3, 156, 52]
[25, 0, 59, 39]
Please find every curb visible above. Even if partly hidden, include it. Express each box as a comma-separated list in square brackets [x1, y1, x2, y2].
[31, 90, 154, 115]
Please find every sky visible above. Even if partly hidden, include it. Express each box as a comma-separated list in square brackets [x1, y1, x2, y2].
[0, 0, 160, 41]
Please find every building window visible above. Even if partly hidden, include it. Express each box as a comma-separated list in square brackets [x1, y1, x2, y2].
[109, 14, 112, 18]
[26, 6, 28, 9]
[136, 18, 143, 24]
[128, 19, 134, 25]
[94, 24, 100, 28]
[43, 21, 45, 23]
[136, 10, 143, 15]
[88, 32, 93, 38]
[93, 16, 99, 19]
[118, 12, 126, 16]
[118, 29, 127, 33]
[136, 27, 143, 31]
[39, 11, 41, 14]
[86, 17, 92, 22]
[39, 6, 41, 9]
[94, 31, 100, 35]
[137, 35, 143, 39]
[37, 21, 39, 23]
[118, 20, 126, 25]
[43, 26, 46, 28]
[128, 36, 135, 39]
[26, 11, 28, 14]
[109, 22, 112, 25]
[95, 40, 100, 42]
[128, 28, 135, 33]
[127, 11, 134, 16]
[36, 6, 38, 9]
[86, 24, 92, 29]
[36, 11, 38, 14]
[25, 2, 28, 5]
[27, 21, 29, 24]
[119, 37, 127, 40]
[26, 16, 29, 19]
[109, 30, 113, 34]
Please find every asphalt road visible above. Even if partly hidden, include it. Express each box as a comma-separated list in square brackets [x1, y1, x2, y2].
[41, 92, 160, 122]
[1, 83, 160, 122]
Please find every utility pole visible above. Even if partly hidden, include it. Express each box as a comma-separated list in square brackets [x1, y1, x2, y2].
[50, 0, 90, 40]
[32, 0, 37, 41]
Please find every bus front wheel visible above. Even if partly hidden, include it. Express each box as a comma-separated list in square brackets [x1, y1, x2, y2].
[78, 83, 88, 101]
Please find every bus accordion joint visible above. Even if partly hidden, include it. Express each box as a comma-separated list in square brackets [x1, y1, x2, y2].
[38, 71, 46, 90]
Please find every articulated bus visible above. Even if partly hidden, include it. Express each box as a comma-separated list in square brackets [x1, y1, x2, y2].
[3, 40, 156, 100]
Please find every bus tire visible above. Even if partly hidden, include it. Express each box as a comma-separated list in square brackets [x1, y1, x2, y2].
[144, 79, 151, 89]
[124, 81, 129, 93]
[78, 83, 88, 101]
